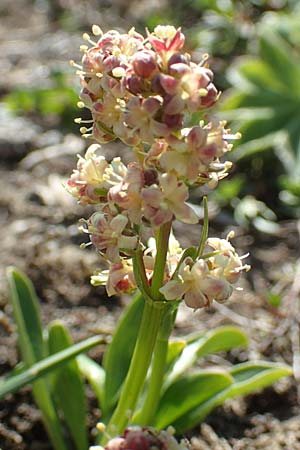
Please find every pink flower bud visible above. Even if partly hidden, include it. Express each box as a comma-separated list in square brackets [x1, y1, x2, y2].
[151, 74, 166, 95]
[168, 52, 189, 67]
[163, 113, 183, 129]
[127, 74, 144, 94]
[143, 97, 162, 115]
[168, 62, 190, 77]
[159, 74, 178, 95]
[103, 427, 189, 450]
[132, 50, 157, 78]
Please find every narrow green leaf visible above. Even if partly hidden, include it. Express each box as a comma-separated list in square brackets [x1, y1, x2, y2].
[7, 267, 45, 364]
[259, 33, 300, 93]
[0, 335, 104, 398]
[164, 326, 248, 389]
[6, 267, 68, 450]
[48, 322, 88, 450]
[172, 361, 292, 434]
[154, 370, 233, 429]
[77, 354, 105, 409]
[166, 340, 186, 367]
[103, 293, 144, 416]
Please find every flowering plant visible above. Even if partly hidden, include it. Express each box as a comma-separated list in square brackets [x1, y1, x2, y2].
[2, 24, 292, 450]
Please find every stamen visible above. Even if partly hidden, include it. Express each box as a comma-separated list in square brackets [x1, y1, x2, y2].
[96, 422, 106, 433]
[74, 118, 93, 124]
[82, 33, 97, 46]
[77, 101, 85, 108]
[199, 53, 209, 66]
[69, 60, 83, 70]
[80, 242, 92, 248]
[240, 252, 250, 260]
[226, 230, 235, 240]
[92, 25, 103, 36]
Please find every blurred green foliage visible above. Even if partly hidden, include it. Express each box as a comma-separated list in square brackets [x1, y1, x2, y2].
[220, 9, 300, 215]
[3, 70, 79, 131]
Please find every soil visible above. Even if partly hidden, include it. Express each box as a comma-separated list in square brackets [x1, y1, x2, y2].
[1, 2, 300, 449]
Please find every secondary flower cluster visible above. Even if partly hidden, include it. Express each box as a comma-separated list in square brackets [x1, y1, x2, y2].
[90, 426, 189, 450]
[67, 25, 248, 308]
[160, 233, 250, 308]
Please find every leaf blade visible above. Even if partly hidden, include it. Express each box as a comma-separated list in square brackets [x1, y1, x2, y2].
[48, 322, 88, 450]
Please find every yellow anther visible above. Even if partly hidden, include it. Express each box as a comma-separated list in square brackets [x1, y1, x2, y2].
[92, 25, 103, 36]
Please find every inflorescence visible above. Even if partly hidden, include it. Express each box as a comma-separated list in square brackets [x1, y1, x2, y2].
[67, 25, 249, 308]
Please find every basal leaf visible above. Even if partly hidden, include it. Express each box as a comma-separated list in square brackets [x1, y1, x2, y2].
[7, 267, 45, 364]
[166, 340, 186, 367]
[164, 326, 248, 389]
[48, 322, 88, 450]
[103, 293, 144, 416]
[77, 354, 105, 409]
[0, 335, 103, 398]
[154, 370, 233, 429]
[6, 267, 68, 450]
[172, 361, 292, 434]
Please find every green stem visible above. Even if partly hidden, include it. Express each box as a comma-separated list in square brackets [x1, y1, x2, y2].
[151, 221, 172, 300]
[197, 196, 208, 258]
[103, 299, 166, 443]
[133, 249, 152, 301]
[133, 305, 177, 425]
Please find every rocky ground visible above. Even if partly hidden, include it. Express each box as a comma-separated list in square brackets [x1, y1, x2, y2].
[1, 1, 300, 449]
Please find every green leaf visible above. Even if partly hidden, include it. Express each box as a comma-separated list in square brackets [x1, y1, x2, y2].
[48, 322, 88, 450]
[259, 33, 300, 93]
[0, 334, 104, 398]
[102, 293, 144, 416]
[77, 354, 105, 409]
[7, 267, 45, 364]
[154, 370, 233, 429]
[6, 267, 68, 450]
[164, 326, 248, 389]
[166, 340, 186, 367]
[172, 361, 292, 434]
[221, 27, 300, 178]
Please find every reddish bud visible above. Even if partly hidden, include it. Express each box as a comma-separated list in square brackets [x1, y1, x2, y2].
[144, 169, 158, 186]
[168, 62, 190, 77]
[132, 50, 157, 78]
[167, 52, 189, 67]
[163, 113, 183, 129]
[127, 75, 144, 94]
[201, 83, 218, 108]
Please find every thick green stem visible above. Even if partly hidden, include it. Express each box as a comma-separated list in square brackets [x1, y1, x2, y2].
[103, 299, 166, 443]
[133, 305, 176, 425]
[102, 222, 172, 443]
[151, 221, 172, 300]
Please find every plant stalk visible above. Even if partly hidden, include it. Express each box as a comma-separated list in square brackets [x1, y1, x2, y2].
[133, 305, 176, 425]
[103, 299, 166, 443]
[102, 222, 172, 443]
